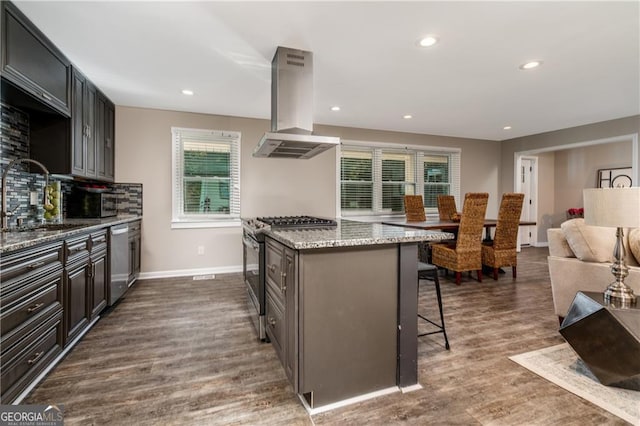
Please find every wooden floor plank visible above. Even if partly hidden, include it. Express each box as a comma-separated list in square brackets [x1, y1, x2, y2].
[25, 247, 630, 425]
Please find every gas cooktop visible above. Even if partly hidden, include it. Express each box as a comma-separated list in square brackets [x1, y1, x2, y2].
[257, 216, 337, 229]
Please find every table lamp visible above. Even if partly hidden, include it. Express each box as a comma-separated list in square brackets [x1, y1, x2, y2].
[583, 187, 640, 305]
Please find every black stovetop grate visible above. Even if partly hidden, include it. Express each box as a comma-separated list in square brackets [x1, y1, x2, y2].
[257, 216, 337, 228]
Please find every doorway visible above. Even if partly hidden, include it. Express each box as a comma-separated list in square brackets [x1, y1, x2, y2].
[517, 157, 537, 246]
[514, 133, 638, 247]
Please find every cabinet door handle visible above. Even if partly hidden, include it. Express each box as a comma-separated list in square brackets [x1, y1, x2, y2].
[41, 92, 52, 101]
[27, 351, 44, 365]
[268, 316, 276, 327]
[280, 272, 287, 293]
[27, 261, 46, 270]
[268, 264, 277, 273]
[26, 302, 45, 313]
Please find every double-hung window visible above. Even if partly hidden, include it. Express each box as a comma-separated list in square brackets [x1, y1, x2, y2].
[340, 142, 460, 216]
[171, 127, 241, 228]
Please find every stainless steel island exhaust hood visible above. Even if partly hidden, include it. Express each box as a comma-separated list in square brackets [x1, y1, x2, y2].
[253, 47, 340, 159]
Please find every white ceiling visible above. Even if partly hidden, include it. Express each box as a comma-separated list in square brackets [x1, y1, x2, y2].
[13, 1, 640, 141]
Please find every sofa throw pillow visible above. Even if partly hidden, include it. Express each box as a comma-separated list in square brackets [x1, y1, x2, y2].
[629, 228, 640, 266]
[560, 218, 616, 263]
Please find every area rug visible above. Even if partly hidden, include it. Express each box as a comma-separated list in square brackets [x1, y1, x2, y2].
[509, 343, 639, 424]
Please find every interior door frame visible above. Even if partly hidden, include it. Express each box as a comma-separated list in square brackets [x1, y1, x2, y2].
[515, 156, 537, 247]
[514, 133, 639, 246]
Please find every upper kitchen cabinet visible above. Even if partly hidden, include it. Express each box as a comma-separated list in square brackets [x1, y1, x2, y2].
[96, 92, 115, 182]
[30, 66, 115, 182]
[71, 68, 97, 178]
[1, 1, 71, 116]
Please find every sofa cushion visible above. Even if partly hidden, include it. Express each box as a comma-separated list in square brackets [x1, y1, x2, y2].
[629, 228, 640, 265]
[547, 228, 576, 258]
[560, 218, 616, 263]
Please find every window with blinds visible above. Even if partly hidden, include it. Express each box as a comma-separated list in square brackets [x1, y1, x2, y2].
[172, 127, 241, 227]
[340, 144, 460, 216]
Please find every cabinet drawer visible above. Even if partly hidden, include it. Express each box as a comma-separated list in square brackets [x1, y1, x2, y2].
[0, 241, 63, 296]
[65, 233, 90, 263]
[1, 274, 63, 336]
[1, 310, 63, 400]
[266, 240, 283, 288]
[90, 229, 108, 252]
[91, 229, 107, 252]
[128, 220, 141, 234]
[266, 289, 285, 366]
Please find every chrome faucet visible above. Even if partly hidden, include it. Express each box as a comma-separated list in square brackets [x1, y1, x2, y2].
[1, 158, 50, 231]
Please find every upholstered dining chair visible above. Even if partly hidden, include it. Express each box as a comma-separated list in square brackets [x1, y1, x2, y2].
[481, 193, 525, 280]
[437, 195, 458, 221]
[431, 193, 489, 285]
[404, 195, 426, 221]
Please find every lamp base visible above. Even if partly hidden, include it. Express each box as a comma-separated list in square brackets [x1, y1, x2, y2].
[603, 227, 637, 307]
[604, 282, 637, 307]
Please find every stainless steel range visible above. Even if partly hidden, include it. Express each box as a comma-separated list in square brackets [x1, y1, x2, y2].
[242, 216, 337, 340]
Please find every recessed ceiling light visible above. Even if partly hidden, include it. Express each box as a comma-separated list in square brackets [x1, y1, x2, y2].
[331, 106, 341, 111]
[182, 89, 194, 95]
[403, 114, 413, 120]
[519, 61, 542, 70]
[418, 36, 438, 47]
[503, 126, 512, 130]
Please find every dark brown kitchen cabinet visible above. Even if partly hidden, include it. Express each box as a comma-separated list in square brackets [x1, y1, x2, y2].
[90, 230, 108, 319]
[64, 230, 111, 343]
[265, 238, 297, 388]
[71, 68, 97, 178]
[128, 220, 141, 285]
[0, 241, 64, 403]
[1, 1, 70, 116]
[64, 257, 90, 345]
[32, 67, 115, 181]
[63, 233, 91, 345]
[96, 93, 115, 182]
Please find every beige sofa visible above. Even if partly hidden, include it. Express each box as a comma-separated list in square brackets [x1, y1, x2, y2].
[547, 219, 640, 318]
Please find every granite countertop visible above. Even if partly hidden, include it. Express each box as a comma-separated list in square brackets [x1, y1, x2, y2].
[1, 215, 141, 253]
[266, 219, 454, 250]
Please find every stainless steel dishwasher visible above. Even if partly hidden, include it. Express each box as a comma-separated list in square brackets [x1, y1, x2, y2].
[109, 224, 130, 305]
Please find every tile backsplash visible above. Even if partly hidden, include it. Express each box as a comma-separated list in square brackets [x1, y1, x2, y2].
[1, 101, 142, 228]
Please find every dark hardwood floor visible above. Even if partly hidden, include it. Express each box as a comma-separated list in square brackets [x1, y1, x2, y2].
[25, 247, 629, 425]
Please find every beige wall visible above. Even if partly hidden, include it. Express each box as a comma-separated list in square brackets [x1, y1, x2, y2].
[500, 115, 640, 194]
[500, 115, 639, 243]
[536, 152, 555, 238]
[116, 106, 500, 276]
[552, 141, 632, 227]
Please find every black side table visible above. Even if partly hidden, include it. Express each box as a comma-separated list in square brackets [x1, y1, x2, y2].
[560, 291, 640, 389]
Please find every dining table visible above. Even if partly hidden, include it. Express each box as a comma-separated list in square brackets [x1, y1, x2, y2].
[381, 216, 537, 274]
[380, 217, 537, 242]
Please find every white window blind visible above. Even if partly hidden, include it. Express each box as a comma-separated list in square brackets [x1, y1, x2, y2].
[171, 127, 241, 227]
[340, 143, 460, 216]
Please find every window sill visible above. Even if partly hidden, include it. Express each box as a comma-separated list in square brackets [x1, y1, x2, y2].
[171, 219, 241, 229]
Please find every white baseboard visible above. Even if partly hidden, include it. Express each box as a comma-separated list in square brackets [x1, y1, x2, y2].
[138, 265, 242, 280]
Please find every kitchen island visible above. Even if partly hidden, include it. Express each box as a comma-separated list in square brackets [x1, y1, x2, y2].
[262, 220, 453, 412]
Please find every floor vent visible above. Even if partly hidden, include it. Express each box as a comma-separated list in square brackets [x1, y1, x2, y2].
[193, 274, 215, 281]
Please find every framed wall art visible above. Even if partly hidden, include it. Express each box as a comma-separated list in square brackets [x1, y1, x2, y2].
[597, 167, 633, 188]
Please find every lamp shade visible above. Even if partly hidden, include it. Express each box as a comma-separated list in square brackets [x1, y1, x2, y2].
[583, 187, 640, 228]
